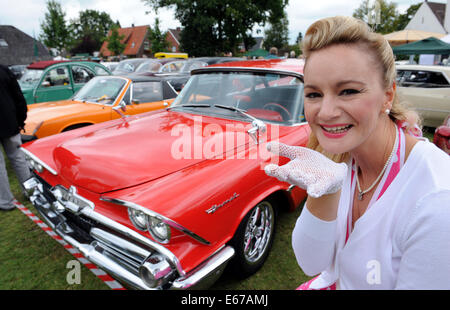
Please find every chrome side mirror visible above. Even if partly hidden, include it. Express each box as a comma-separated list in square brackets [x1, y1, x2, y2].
[247, 120, 266, 145]
[113, 101, 128, 118]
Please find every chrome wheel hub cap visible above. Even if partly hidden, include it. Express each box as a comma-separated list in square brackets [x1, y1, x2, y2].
[243, 201, 274, 263]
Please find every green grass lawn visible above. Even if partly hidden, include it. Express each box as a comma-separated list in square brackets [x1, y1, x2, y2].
[0, 153, 310, 290]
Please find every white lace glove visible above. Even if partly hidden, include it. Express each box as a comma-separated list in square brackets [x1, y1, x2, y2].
[264, 142, 348, 198]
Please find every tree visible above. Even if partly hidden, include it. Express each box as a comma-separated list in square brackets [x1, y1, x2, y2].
[39, 0, 70, 55]
[263, 14, 289, 51]
[296, 31, 303, 44]
[353, 0, 399, 34]
[69, 10, 116, 54]
[353, 0, 423, 34]
[148, 18, 169, 55]
[142, 0, 288, 56]
[105, 25, 126, 56]
[70, 35, 98, 55]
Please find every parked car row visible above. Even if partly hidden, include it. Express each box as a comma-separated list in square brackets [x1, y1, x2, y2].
[18, 57, 247, 143]
[112, 56, 243, 91]
[20, 59, 309, 290]
[21, 75, 178, 141]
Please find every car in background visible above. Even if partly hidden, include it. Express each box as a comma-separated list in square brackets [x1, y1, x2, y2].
[156, 58, 245, 91]
[112, 58, 152, 75]
[154, 52, 188, 59]
[136, 58, 203, 91]
[134, 58, 188, 75]
[21, 58, 309, 290]
[158, 59, 207, 91]
[9, 64, 27, 79]
[134, 59, 163, 74]
[19, 60, 111, 105]
[396, 65, 450, 128]
[101, 61, 119, 72]
[196, 57, 244, 65]
[21, 75, 177, 141]
[433, 114, 450, 155]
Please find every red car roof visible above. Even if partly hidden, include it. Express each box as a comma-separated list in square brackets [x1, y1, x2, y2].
[208, 58, 304, 74]
[27, 60, 70, 69]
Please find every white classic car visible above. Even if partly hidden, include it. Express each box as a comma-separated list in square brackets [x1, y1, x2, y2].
[396, 64, 450, 128]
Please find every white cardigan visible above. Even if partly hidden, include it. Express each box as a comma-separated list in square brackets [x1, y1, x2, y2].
[292, 140, 450, 289]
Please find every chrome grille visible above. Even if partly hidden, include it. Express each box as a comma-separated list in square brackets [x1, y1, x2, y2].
[90, 228, 152, 276]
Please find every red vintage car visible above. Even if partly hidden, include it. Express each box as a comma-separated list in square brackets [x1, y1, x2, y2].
[21, 58, 310, 290]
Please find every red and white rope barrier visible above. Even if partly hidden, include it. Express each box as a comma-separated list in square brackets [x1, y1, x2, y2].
[13, 200, 125, 290]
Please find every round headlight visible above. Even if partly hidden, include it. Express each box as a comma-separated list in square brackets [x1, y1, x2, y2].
[128, 208, 149, 231]
[148, 216, 171, 243]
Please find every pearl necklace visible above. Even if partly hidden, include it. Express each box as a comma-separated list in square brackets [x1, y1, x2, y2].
[356, 124, 398, 201]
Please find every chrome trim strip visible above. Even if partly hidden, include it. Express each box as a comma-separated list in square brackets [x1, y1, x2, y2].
[171, 246, 235, 290]
[20, 147, 58, 175]
[287, 185, 296, 193]
[166, 80, 178, 95]
[100, 197, 211, 246]
[90, 228, 151, 261]
[61, 234, 152, 290]
[52, 185, 95, 211]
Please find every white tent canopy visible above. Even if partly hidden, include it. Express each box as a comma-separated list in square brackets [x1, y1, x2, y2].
[441, 34, 450, 43]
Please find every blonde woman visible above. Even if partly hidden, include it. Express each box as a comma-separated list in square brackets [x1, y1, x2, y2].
[265, 16, 450, 289]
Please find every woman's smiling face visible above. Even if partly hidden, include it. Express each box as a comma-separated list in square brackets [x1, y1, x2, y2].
[303, 43, 393, 155]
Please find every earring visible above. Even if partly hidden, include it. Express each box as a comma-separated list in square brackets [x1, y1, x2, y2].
[385, 109, 390, 115]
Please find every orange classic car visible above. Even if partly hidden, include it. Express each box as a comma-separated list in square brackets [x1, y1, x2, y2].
[21, 75, 178, 141]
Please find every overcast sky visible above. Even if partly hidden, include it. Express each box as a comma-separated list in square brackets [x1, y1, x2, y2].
[0, 0, 438, 45]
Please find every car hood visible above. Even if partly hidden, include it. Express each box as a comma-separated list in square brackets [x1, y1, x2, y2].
[30, 100, 105, 116]
[53, 111, 259, 193]
[24, 100, 105, 132]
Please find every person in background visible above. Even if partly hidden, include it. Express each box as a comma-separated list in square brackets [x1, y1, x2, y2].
[0, 64, 30, 211]
[265, 47, 280, 59]
[265, 16, 450, 289]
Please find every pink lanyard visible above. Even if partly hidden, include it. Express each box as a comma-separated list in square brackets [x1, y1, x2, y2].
[345, 123, 405, 243]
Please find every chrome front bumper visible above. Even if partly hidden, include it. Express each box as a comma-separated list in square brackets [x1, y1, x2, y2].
[23, 176, 234, 290]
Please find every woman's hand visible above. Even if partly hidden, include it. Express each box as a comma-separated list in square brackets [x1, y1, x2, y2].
[264, 142, 347, 198]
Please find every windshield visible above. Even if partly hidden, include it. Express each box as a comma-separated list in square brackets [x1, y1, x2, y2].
[19, 69, 43, 87]
[180, 61, 207, 73]
[160, 61, 186, 73]
[72, 76, 127, 105]
[135, 61, 162, 73]
[170, 71, 305, 125]
[113, 60, 143, 73]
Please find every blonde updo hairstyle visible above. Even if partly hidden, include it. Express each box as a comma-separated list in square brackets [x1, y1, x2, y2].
[302, 16, 420, 163]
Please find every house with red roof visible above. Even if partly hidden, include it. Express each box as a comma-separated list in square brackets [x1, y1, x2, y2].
[100, 25, 151, 58]
[100, 24, 183, 59]
[166, 27, 181, 53]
